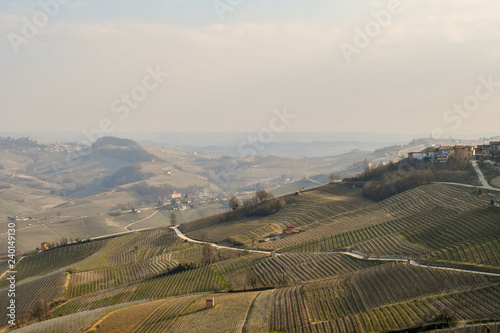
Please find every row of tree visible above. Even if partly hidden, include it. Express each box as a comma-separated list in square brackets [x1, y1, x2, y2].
[229, 189, 286, 217]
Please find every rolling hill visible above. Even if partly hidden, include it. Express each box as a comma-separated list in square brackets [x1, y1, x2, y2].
[1, 179, 500, 332]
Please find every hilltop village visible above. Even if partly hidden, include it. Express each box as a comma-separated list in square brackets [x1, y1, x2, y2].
[408, 141, 500, 163]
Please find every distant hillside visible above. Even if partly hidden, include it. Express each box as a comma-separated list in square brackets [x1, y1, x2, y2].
[101, 165, 152, 188]
[0, 137, 44, 150]
[91, 136, 160, 163]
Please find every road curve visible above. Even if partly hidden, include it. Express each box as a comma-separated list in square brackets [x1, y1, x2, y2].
[339, 251, 500, 277]
[471, 160, 497, 190]
[170, 225, 273, 255]
[170, 227, 500, 277]
[125, 211, 159, 230]
[437, 182, 500, 192]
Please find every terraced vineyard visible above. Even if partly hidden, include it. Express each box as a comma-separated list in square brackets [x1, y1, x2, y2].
[3, 181, 500, 332]
[0, 271, 67, 326]
[13, 302, 145, 333]
[0, 240, 108, 285]
[53, 264, 224, 317]
[71, 228, 181, 272]
[427, 322, 500, 333]
[167, 292, 259, 332]
[93, 299, 168, 333]
[133, 295, 200, 333]
[67, 257, 177, 298]
[268, 262, 500, 333]
[426, 234, 500, 267]
[276, 185, 499, 257]
[253, 252, 380, 287]
[0, 259, 9, 276]
[179, 183, 495, 254]
[304, 262, 496, 319]
[352, 233, 428, 257]
[180, 184, 373, 245]
[216, 252, 269, 290]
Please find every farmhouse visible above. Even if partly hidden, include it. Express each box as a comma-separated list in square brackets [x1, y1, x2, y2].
[476, 145, 491, 157]
[454, 145, 475, 157]
[491, 141, 500, 152]
[423, 147, 438, 160]
[437, 146, 454, 162]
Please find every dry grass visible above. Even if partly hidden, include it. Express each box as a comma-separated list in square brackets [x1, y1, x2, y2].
[491, 175, 500, 188]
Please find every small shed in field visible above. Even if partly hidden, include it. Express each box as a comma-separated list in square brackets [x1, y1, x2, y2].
[206, 296, 215, 308]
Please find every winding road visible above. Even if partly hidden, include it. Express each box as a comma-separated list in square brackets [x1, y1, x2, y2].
[170, 225, 274, 255]
[471, 160, 497, 190]
[339, 251, 500, 277]
[170, 226, 500, 277]
[436, 159, 500, 192]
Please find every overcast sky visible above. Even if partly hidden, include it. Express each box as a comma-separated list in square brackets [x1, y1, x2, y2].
[1, 0, 499, 138]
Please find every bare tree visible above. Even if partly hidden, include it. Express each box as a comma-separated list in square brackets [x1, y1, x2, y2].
[255, 189, 273, 203]
[329, 173, 340, 182]
[202, 243, 217, 264]
[29, 299, 51, 322]
[435, 307, 455, 324]
[170, 212, 177, 226]
[448, 149, 471, 171]
[228, 196, 240, 210]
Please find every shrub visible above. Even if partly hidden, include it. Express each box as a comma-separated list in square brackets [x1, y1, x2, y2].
[361, 168, 435, 201]
[107, 211, 122, 217]
[241, 190, 286, 217]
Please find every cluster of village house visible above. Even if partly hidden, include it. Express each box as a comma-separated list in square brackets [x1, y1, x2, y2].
[408, 141, 500, 163]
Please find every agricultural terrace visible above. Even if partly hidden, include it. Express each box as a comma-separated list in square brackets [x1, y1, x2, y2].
[178, 183, 498, 256]
[0, 272, 67, 326]
[269, 262, 500, 333]
[426, 235, 500, 268]
[165, 292, 260, 332]
[251, 252, 380, 288]
[179, 183, 372, 246]
[2, 180, 499, 332]
[275, 184, 499, 261]
[12, 302, 145, 333]
[0, 239, 108, 285]
[52, 264, 225, 317]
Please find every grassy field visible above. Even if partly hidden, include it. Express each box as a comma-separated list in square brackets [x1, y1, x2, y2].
[492, 176, 500, 187]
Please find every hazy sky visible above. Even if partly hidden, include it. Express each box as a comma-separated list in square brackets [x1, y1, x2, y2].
[1, 0, 499, 137]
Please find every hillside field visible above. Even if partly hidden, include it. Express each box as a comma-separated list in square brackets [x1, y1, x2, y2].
[1, 181, 500, 332]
